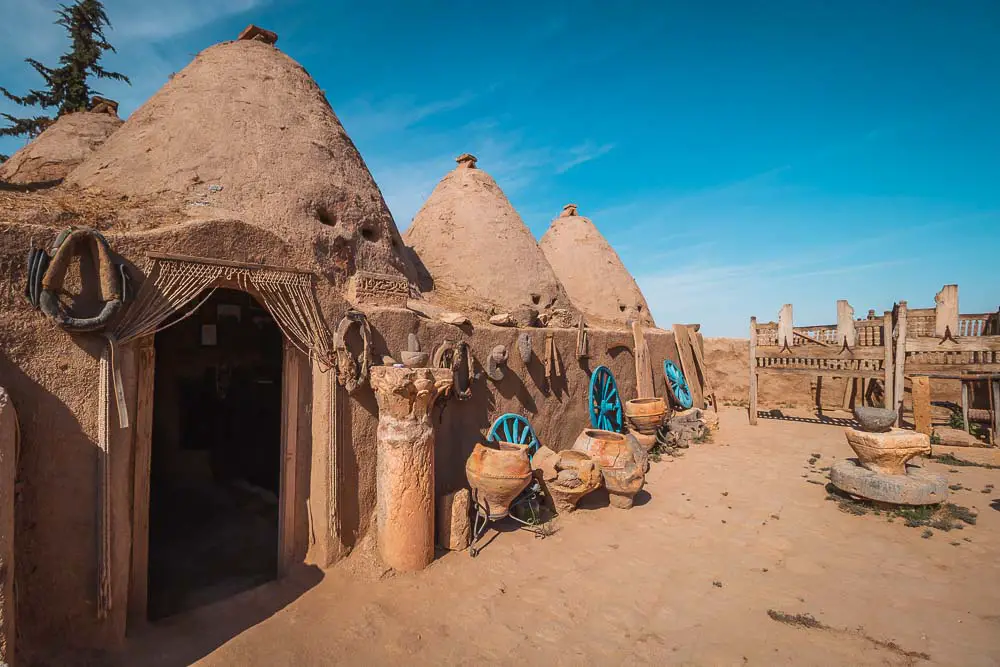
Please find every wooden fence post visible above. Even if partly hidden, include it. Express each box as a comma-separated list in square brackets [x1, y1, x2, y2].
[882, 310, 894, 411]
[893, 302, 908, 425]
[778, 304, 793, 349]
[749, 317, 758, 425]
[934, 284, 959, 338]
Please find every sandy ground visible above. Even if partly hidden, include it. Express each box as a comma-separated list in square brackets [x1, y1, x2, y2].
[124, 407, 1000, 667]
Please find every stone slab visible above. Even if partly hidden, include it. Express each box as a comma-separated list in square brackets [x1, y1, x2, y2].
[830, 459, 948, 506]
[436, 488, 470, 551]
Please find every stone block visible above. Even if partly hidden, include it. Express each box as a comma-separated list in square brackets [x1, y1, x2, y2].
[436, 488, 470, 551]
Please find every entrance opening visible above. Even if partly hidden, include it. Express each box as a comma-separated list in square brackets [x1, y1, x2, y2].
[147, 288, 283, 620]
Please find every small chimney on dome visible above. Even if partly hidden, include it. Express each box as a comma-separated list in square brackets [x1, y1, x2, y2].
[456, 153, 478, 169]
[560, 204, 579, 217]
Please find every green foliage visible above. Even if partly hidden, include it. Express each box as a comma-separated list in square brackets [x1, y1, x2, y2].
[1, 0, 129, 139]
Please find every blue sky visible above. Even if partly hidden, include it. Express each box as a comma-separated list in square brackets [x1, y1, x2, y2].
[2, 0, 997, 335]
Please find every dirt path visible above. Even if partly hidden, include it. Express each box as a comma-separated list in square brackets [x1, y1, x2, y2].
[127, 408, 1000, 666]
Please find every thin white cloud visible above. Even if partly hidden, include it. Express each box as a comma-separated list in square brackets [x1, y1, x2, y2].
[109, 0, 269, 40]
[554, 141, 616, 174]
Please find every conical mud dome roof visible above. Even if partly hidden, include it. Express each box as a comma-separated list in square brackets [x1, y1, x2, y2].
[67, 38, 415, 288]
[540, 204, 654, 327]
[404, 154, 575, 316]
[0, 111, 122, 185]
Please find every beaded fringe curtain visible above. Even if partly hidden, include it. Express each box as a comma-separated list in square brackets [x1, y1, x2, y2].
[95, 255, 333, 618]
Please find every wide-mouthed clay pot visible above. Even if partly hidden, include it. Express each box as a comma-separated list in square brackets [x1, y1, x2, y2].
[572, 429, 645, 509]
[466, 442, 532, 519]
[844, 427, 931, 476]
[624, 397, 667, 435]
[532, 446, 602, 513]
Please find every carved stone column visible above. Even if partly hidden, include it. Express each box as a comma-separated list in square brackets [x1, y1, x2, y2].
[369, 367, 453, 571]
[0, 388, 17, 665]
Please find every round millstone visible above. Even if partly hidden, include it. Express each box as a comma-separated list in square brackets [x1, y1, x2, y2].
[830, 459, 948, 506]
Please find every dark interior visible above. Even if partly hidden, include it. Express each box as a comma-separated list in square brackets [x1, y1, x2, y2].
[147, 288, 283, 621]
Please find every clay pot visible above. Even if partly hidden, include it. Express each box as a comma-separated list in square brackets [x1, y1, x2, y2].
[624, 432, 650, 473]
[532, 446, 601, 513]
[853, 407, 897, 433]
[624, 397, 667, 435]
[465, 442, 532, 519]
[572, 429, 645, 509]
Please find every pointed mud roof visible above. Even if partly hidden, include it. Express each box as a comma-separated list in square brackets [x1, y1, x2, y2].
[67, 37, 415, 288]
[0, 111, 122, 185]
[403, 154, 575, 316]
[539, 204, 654, 327]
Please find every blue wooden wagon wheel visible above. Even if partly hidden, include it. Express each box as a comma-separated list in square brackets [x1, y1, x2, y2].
[487, 413, 539, 457]
[664, 359, 693, 409]
[588, 365, 623, 432]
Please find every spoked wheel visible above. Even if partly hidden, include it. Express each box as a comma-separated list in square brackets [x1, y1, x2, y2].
[663, 359, 693, 409]
[589, 365, 623, 432]
[487, 413, 539, 457]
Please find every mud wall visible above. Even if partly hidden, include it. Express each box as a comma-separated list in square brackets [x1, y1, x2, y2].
[331, 308, 680, 561]
[0, 219, 341, 662]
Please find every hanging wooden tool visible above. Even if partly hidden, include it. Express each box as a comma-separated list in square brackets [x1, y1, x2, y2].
[576, 316, 589, 360]
[544, 332, 562, 382]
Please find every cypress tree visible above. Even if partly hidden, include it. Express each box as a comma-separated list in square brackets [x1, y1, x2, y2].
[0, 0, 129, 140]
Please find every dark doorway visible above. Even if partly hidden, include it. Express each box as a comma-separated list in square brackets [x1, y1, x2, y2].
[147, 288, 284, 620]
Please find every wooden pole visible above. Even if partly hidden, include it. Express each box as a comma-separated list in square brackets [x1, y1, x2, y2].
[991, 379, 999, 447]
[893, 302, 908, 425]
[128, 336, 156, 627]
[912, 376, 932, 436]
[749, 317, 758, 425]
[632, 320, 654, 398]
[961, 382, 971, 434]
[883, 311, 894, 411]
[0, 388, 17, 664]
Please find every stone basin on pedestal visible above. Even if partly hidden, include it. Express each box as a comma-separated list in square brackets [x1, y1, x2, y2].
[370, 366, 453, 572]
[831, 427, 947, 506]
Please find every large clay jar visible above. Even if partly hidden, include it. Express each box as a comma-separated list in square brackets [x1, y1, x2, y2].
[465, 442, 532, 519]
[572, 429, 645, 509]
[531, 446, 601, 513]
[624, 397, 667, 435]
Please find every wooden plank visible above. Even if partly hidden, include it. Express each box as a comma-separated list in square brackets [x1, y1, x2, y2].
[146, 251, 313, 274]
[904, 337, 1000, 353]
[278, 342, 301, 576]
[903, 363, 1000, 373]
[961, 382, 971, 434]
[757, 368, 884, 379]
[912, 375, 932, 437]
[0, 385, 17, 662]
[672, 324, 704, 408]
[128, 336, 155, 626]
[631, 320, 654, 399]
[893, 302, 908, 425]
[749, 317, 758, 425]
[935, 284, 959, 338]
[778, 304, 793, 348]
[754, 346, 885, 360]
[883, 311, 895, 413]
[687, 328, 717, 411]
